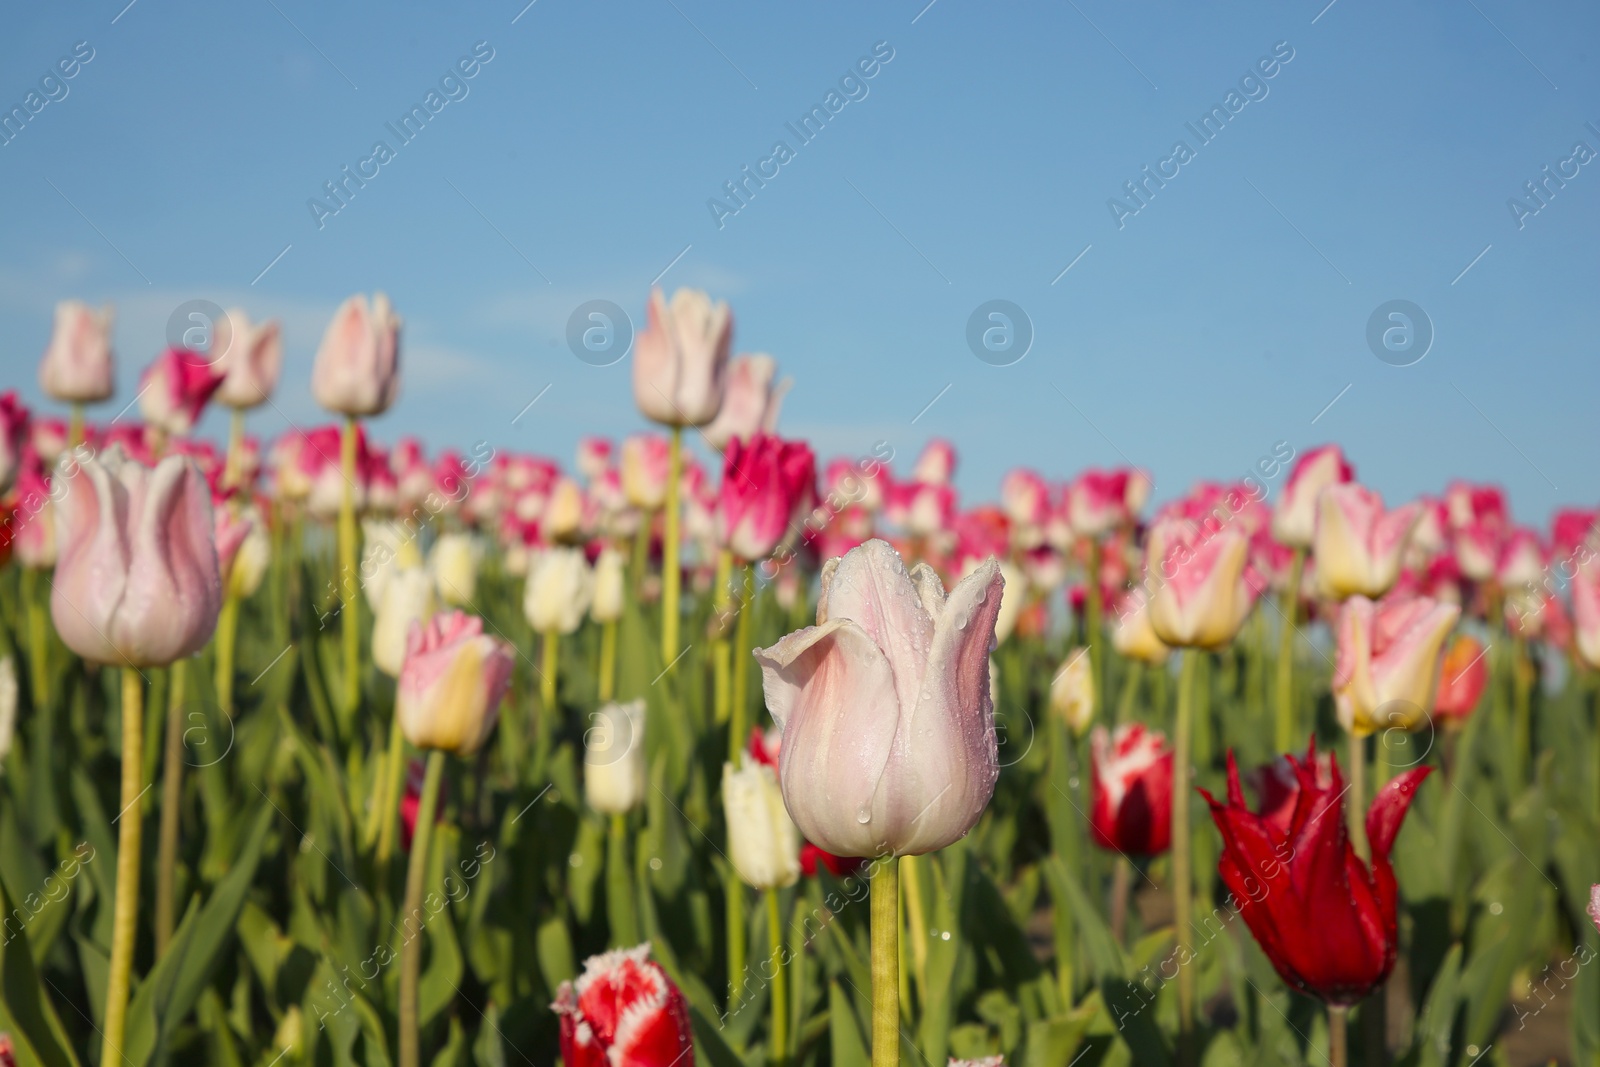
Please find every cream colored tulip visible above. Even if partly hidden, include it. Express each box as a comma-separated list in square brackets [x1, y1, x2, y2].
[228, 512, 272, 600]
[1111, 594, 1171, 665]
[1333, 594, 1459, 737]
[361, 520, 424, 611]
[722, 756, 801, 890]
[584, 700, 647, 814]
[430, 532, 482, 606]
[372, 568, 437, 677]
[591, 548, 626, 624]
[1049, 649, 1096, 735]
[396, 611, 515, 756]
[523, 547, 594, 635]
[1312, 484, 1420, 601]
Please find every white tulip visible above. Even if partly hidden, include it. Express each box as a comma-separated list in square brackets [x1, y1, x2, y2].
[722, 757, 800, 890]
[524, 547, 593, 635]
[431, 532, 482, 606]
[584, 700, 646, 814]
[591, 549, 626, 624]
[372, 568, 437, 677]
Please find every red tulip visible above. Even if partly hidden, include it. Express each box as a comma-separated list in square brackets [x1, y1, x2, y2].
[1202, 743, 1431, 1006]
[1246, 749, 1335, 837]
[1088, 723, 1173, 856]
[553, 944, 695, 1067]
[1433, 635, 1488, 724]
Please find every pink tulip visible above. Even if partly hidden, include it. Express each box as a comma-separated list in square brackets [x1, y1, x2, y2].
[212, 308, 283, 409]
[1453, 521, 1501, 582]
[1312, 484, 1419, 600]
[138, 348, 226, 437]
[703, 353, 789, 450]
[12, 450, 58, 569]
[753, 538, 1003, 857]
[718, 434, 816, 562]
[621, 434, 672, 510]
[392, 437, 434, 511]
[911, 438, 956, 486]
[1067, 468, 1137, 538]
[632, 286, 732, 427]
[396, 610, 515, 755]
[825, 457, 889, 513]
[311, 292, 402, 416]
[213, 506, 254, 587]
[51, 447, 221, 667]
[1549, 507, 1597, 563]
[1271, 444, 1353, 549]
[1444, 480, 1509, 534]
[1001, 468, 1050, 531]
[890, 480, 957, 538]
[576, 436, 613, 480]
[1495, 527, 1545, 590]
[0, 391, 29, 493]
[29, 418, 69, 463]
[1332, 594, 1459, 736]
[38, 300, 115, 403]
[1572, 557, 1600, 670]
[1145, 515, 1256, 649]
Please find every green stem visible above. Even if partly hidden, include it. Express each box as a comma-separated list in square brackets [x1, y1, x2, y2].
[1329, 1005, 1349, 1067]
[727, 867, 747, 1009]
[767, 887, 789, 1067]
[1510, 635, 1531, 787]
[373, 706, 407, 868]
[1172, 649, 1198, 1058]
[224, 407, 245, 491]
[23, 569, 50, 711]
[661, 426, 682, 665]
[730, 564, 755, 760]
[713, 549, 734, 727]
[598, 619, 617, 704]
[1274, 547, 1306, 752]
[1086, 539, 1104, 710]
[1114, 658, 1140, 726]
[870, 858, 900, 1067]
[214, 592, 240, 717]
[398, 750, 445, 1067]
[155, 660, 187, 955]
[339, 415, 361, 720]
[541, 630, 559, 713]
[69, 402, 85, 449]
[103, 667, 145, 1064]
[608, 812, 640, 945]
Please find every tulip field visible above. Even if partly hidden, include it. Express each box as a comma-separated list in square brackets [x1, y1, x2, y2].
[1, 292, 1599, 1067]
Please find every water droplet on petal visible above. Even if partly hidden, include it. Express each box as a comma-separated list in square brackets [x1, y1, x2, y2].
[856, 808, 872, 824]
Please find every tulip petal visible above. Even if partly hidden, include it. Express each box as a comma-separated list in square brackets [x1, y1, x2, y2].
[50, 456, 127, 663]
[818, 539, 934, 713]
[754, 618, 901, 856]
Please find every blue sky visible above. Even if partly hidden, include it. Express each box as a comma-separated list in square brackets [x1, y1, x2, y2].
[2, 0, 1596, 526]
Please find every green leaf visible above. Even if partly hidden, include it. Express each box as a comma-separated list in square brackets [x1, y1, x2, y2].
[1044, 854, 1125, 980]
[1413, 942, 1462, 1067]
[688, 1003, 748, 1067]
[828, 980, 870, 1067]
[0, 881, 82, 1067]
[1022, 1010, 1094, 1067]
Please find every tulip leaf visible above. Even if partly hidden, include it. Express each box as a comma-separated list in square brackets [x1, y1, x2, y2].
[687, 1002, 748, 1067]
[1412, 942, 1462, 1067]
[1044, 854, 1125, 981]
[0, 881, 81, 1067]
[828, 980, 871, 1067]
[0, 795, 73, 965]
[418, 823, 466, 1029]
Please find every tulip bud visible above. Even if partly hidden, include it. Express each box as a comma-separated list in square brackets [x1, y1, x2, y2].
[621, 434, 671, 510]
[213, 507, 254, 591]
[1048, 650, 1095, 735]
[1146, 517, 1254, 650]
[1312, 484, 1419, 601]
[138, 348, 226, 438]
[1110, 593, 1171, 665]
[1271, 445, 1353, 548]
[911, 439, 956, 486]
[523, 547, 594, 635]
[430, 532, 482, 606]
[395, 611, 514, 755]
[13, 454, 57, 569]
[1573, 557, 1600, 670]
[755, 539, 1003, 858]
[38, 300, 115, 403]
[717, 433, 816, 562]
[1089, 723, 1173, 856]
[51, 448, 221, 667]
[228, 511, 272, 600]
[1433, 634, 1488, 725]
[212, 309, 283, 409]
[553, 944, 694, 1067]
[311, 292, 402, 416]
[361, 519, 424, 611]
[576, 436, 613, 480]
[584, 700, 646, 814]
[632, 287, 733, 427]
[590, 548, 626, 624]
[1067, 468, 1133, 538]
[0, 657, 16, 764]
[1332, 594, 1459, 737]
[372, 568, 437, 677]
[703, 353, 789, 450]
[722, 756, 801, 890]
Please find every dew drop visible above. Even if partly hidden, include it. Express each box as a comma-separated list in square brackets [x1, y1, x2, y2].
[856, 808, 872, 824]
[1488, 901, 1503, 915]
[569, 853, 584, 868]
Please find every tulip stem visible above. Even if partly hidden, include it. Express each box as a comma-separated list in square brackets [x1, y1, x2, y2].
[68, 402, 85, 448]
[398, 750, 444, 1067]
[730, 564, 755, 762]
[1510, 634, 1531, 787]
[374, 705, 407, 869]
[608, 812, 640, 946]
[726, 867, 747, 1010]
[1348, 732, 1368, 860]
[23, 568, 51, 711]
[1172, 649, 1198, 1060]
[1328, 1005, 1349, 1067]
[1114, 659, 1140, 726]
[870, 857, 900, 1067]
[1274, 547, 1306, 752]
[224, 406, 245, 491]
[1110, 857, 1133, 945]
[155, 659, 187, 956]
[598, 619, 617, 704]
[339, 415, 361, 720]
[541, 630, 559, 713]
[1086, 539, 1104, 709]
[713, 549, 734, 727]
[103, 667, 145, 1066]
[766, 887, 789, 1067]
[215, 591, 240, 717]
[661, 426, 683, 665]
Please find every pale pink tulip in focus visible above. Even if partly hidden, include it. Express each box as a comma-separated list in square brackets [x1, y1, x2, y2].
[718, 433, 815, 562]
[1271, 444, 1352, 549]
[311, 292, 402, 416]
[396, 610, 516, 756]
[1312, 484, 1419, 600]
[212, 309, 283, 409]
[632, 286, 731, 427]
[703, 353, 789, 450]
[1145, 516, 1255, 649]
[138, 348, 226, 437]
[38, 300, 115, 403]
[51, 447, 221, 667]
[1332, 594, 1459, 736]
[621, 434, 672, 510]
[754, 539, 1002, 857]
